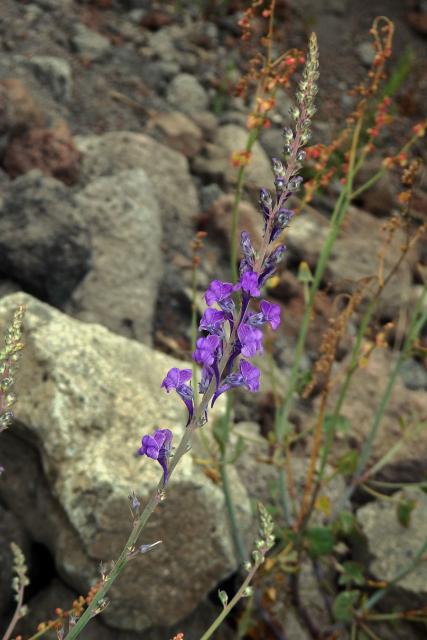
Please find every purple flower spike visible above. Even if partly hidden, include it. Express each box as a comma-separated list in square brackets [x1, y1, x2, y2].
[205, 280, 235, 307]
[193, 335, 221, 366]
[161, 368, 192, 391]
[240, 270, 261, 298]
[240, 360, 260, 392]
[138, 428, 173, 485]
[237, 324, 263, 357]
[199, 308, 226, 335]
[260, 300, 281, 330]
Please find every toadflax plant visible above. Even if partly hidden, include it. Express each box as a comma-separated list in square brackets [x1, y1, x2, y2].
[61, 33, 319, 640]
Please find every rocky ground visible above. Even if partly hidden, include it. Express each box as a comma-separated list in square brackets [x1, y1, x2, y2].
[0, 0, 426, 639]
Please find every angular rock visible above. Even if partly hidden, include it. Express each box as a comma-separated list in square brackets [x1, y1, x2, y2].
[194, 124, 273, 191]
[150, 110, 203, 158]
[74, 131, 198, 229]
[0, 293, 252, 632]
[74, 131, 199, 303]
[71, 23, 110, 61]
[287, 205, 416, 318]
[0, 170, 91, 306]
[66, 169, 162, 344]
[0, 78, 46, 136]
[20, 56, 73, 102]
[356, 489, 427, 606]
[324, 348, 427, 472]
[166, 73, 208, 114]
[3, 121, 81, 185]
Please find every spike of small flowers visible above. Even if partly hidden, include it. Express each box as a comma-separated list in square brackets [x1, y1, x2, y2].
[137, 33, 318, 493]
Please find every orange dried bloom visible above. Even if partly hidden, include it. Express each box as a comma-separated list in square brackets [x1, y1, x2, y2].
[230, 150, 252, 167]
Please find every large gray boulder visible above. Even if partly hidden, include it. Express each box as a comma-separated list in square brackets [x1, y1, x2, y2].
[66, 169, 162, 344]
[0, 293, 252, 632]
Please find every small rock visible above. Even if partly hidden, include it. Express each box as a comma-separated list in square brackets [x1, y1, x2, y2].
[151, 110, 203, 158]
[3, 121, 81, 185]
[205, 194, 262, 252]
[399, 359, 427, 391]
[356, 41, 376, 67]
[200, 183, 224, 211]
[0, 78, 45, 136]
[215, 124, 273, 190]
[19, 55, 72, 102]
[71, 23, 110, 61]
[167, 73, 208, 114]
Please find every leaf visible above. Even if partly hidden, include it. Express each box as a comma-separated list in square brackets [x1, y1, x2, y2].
[397, 498, 417, 528]
[218, 589, 228, 608]
[305, 527, 335, 558]
[297, 261, 313, 284]
[336, 451, 359, 477]
[333, 510, 356, 536]
[332, 590, 360, 622]
[315, 495, 332, 517]
[339, 562, 365, 587]
[324, 414, 351, 434]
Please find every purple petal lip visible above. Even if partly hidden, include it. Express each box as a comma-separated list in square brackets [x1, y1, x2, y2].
[161, 368, 192, 391]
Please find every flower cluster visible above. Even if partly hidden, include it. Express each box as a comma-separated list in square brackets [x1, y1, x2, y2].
[137, 33, 319, 486]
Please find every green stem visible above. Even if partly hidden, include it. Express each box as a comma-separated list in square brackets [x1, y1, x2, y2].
[199, 563, 260, 640]
[219, 395, 247, 564]
[220, 460, 248, 564]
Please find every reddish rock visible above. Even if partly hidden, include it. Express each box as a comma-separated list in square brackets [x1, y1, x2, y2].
[204, 194, 262, 251]
[3, 121, 81, 185]
[0, 78, 45, 135]
[150, 111, 203, 158]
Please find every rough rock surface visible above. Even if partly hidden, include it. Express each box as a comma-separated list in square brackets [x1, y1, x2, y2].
[0, 293, 252, 633]
[356, 489, 427, 606]
[66, 169, 162, 344]
[325, 348, 427, 471]
[0, 170, 91, 306]
[287, 205, 415, 318]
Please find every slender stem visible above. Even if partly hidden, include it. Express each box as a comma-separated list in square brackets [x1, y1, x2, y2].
[199, 563, 260, 640]
[220, 460, 248, 563]
[2, 584, 25, 640]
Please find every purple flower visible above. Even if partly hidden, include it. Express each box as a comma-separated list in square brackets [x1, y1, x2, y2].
[205, 280, 235, 307]
[239, 359, 260, 392]
[240, 270, 261, 298]
[240, 232, 255, 266]
[161, 368, 194, 425]
[199, 308, 226, 335]
[211, 359, 260, 405]
[138, 428, 173, 485]
[193, 335, 221, 366]
[161, 368, 192, 391]
[237, 324, 263, 357]
[260, 300, 281, 330]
